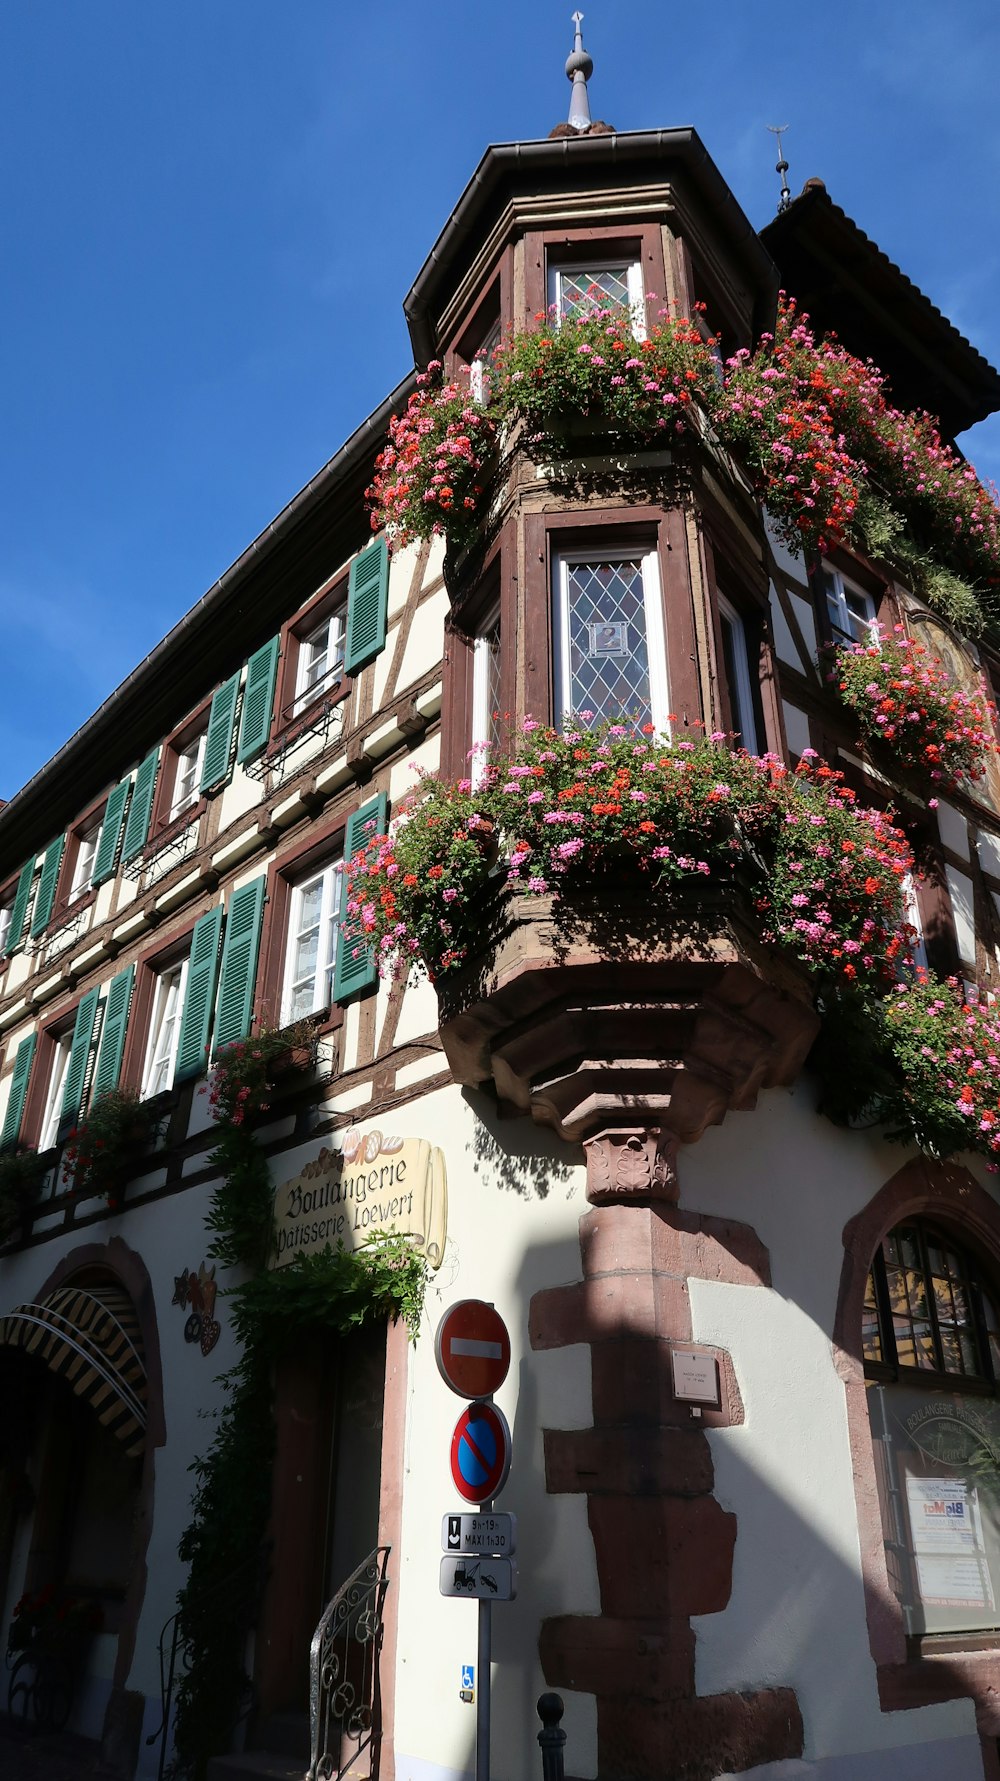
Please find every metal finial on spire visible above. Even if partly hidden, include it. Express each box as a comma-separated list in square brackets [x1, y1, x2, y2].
[767, 125, 792, 214]
[565, 12, 593, 133]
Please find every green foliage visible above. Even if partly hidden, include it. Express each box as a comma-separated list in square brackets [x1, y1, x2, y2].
[347, 723, 914, 989]
[62, 1089, 158, 1209]
[0, 1149, 47, 1241]
[493, 302, 720, 449]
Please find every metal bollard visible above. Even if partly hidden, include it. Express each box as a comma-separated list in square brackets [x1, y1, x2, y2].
[536, 1692, 566, 1781]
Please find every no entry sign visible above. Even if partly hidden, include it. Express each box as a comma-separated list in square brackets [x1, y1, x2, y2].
[450, 1402, 512, 1505]
[435, 1300, 511, 1399]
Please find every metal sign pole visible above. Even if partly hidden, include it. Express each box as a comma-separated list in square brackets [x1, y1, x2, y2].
[476, 1497, 492, 1781]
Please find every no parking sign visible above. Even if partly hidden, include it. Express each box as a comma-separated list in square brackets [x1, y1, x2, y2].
[449, 1401, 512, 1504]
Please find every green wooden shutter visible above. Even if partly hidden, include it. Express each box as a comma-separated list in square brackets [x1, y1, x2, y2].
[344, 537, 389, 676]
[91, 965, 136, 1100]
[237, 638, 280, 765]
[0, 1034, 37, 1149]
[92, 779, 132, 886]
[30, 836, 66, 939]
[333, 794, 388, 1002]
[60, 987, 102, 1128]
[201, 673, 241, 792]
[174, 905, 225, 1084]
[213, 877, 267, 1055]
[5, 858, 37, 957]
[121, 749, 160, 862]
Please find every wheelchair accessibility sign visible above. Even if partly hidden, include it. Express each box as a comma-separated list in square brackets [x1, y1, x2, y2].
[460, 1663, 475, 1703]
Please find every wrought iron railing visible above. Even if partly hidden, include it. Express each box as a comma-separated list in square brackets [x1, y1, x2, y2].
[308, 1546, 390, 1781]
[145, 1557, 261, 1781]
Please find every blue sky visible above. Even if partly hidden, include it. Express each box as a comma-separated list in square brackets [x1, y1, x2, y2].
[2, 0, 998, 802]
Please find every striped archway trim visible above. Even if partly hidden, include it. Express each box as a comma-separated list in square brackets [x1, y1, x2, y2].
[0, 1281, 147, 1458]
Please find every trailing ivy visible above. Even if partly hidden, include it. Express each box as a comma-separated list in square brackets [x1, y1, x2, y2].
[171, 1038, 428, 1776]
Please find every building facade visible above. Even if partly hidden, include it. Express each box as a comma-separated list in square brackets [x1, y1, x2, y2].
[2, 97, 1000, 1781]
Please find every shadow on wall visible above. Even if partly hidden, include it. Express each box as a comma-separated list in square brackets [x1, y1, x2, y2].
[438, 1209, 993, 1781]
[463, 1086, 578, 1202]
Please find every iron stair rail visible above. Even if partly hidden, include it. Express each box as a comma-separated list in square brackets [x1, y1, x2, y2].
[308, 1546, 390, 1781]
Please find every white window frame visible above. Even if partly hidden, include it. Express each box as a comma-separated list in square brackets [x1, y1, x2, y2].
[293, 610, 347, 716]
[822, 563, 878, 645]
[141, 958, 190, 1099]
[69, 816, 103, 903]
[470, 316, 502, 407]
[39, 1032, 74, 1151]
[0, 900, 12, 958]
[170, 730, 208, 822]
[718, 593, 760, 754]
[553, 548, 670, 736]
[470, 604, 502, 791]
[900, 871, 930, 975]
[547, 258, 646, 339]
[281, 858, 343, 1025]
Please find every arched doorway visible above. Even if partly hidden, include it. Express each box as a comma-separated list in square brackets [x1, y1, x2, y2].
[0, 1246, 162, 1766]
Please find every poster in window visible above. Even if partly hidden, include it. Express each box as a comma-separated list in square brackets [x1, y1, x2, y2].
[904, 1475, 995, 1610]
[587, 621, 628, 658]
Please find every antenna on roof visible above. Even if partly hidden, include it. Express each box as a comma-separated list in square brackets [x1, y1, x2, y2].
[566, 12, 593, 133]
[767, 125, 792, 213]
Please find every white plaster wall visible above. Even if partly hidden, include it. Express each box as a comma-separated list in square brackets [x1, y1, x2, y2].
[273, 1083, 600, 1781]
[681, 1077, 991, 1770]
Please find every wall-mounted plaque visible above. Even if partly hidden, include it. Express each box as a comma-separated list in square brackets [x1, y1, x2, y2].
[670, 1347, 721, 1407]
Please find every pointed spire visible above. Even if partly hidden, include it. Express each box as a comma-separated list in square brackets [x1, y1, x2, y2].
[565, 12, 593, 133]
[767, 124, 792, 214]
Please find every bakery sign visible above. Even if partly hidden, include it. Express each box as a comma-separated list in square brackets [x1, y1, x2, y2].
[269, 1126, 447, 1271]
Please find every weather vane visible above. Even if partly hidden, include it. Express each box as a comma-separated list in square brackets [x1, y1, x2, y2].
[767, 124, 792, 214]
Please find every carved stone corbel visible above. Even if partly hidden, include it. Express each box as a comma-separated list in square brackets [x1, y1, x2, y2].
[583, 1127, 679, 1206]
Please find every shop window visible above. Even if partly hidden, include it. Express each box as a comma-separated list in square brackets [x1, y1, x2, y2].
[281, 857, 343, 1024]
[548, 258, 645, 334]
[820, 563, 877, 645]
[864, 1218, 1000, 1637]
[470, 605, 503, 788]
[141, 957, 190, 1098]
[552, 549, 669, 734]
[718, 593, 760, 753]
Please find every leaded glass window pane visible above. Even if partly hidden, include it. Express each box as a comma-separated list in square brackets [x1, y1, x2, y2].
[561, 558, 653, 730]
[558, 264, 631, 318]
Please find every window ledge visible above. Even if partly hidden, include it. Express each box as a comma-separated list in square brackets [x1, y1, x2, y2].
[268, 683, 351, 757]
[147, 800, 206, 858]
[46, 886, 98, 937]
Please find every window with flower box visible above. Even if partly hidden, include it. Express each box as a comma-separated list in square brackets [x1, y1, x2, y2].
[717, 592, 761, 753]
[470, 605, 503, 789]
[292, 610, 347, 718]
[864, 1218, 1000, 1639]
[553, 548, 670, 734]
[548, 257, 645, 337]
[820, 563, 878, 645]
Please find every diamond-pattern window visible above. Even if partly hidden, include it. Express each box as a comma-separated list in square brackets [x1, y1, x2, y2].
[561, 558, 653, 730]
[485, 617, 504, 754]
[557, 264, 632, 318]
